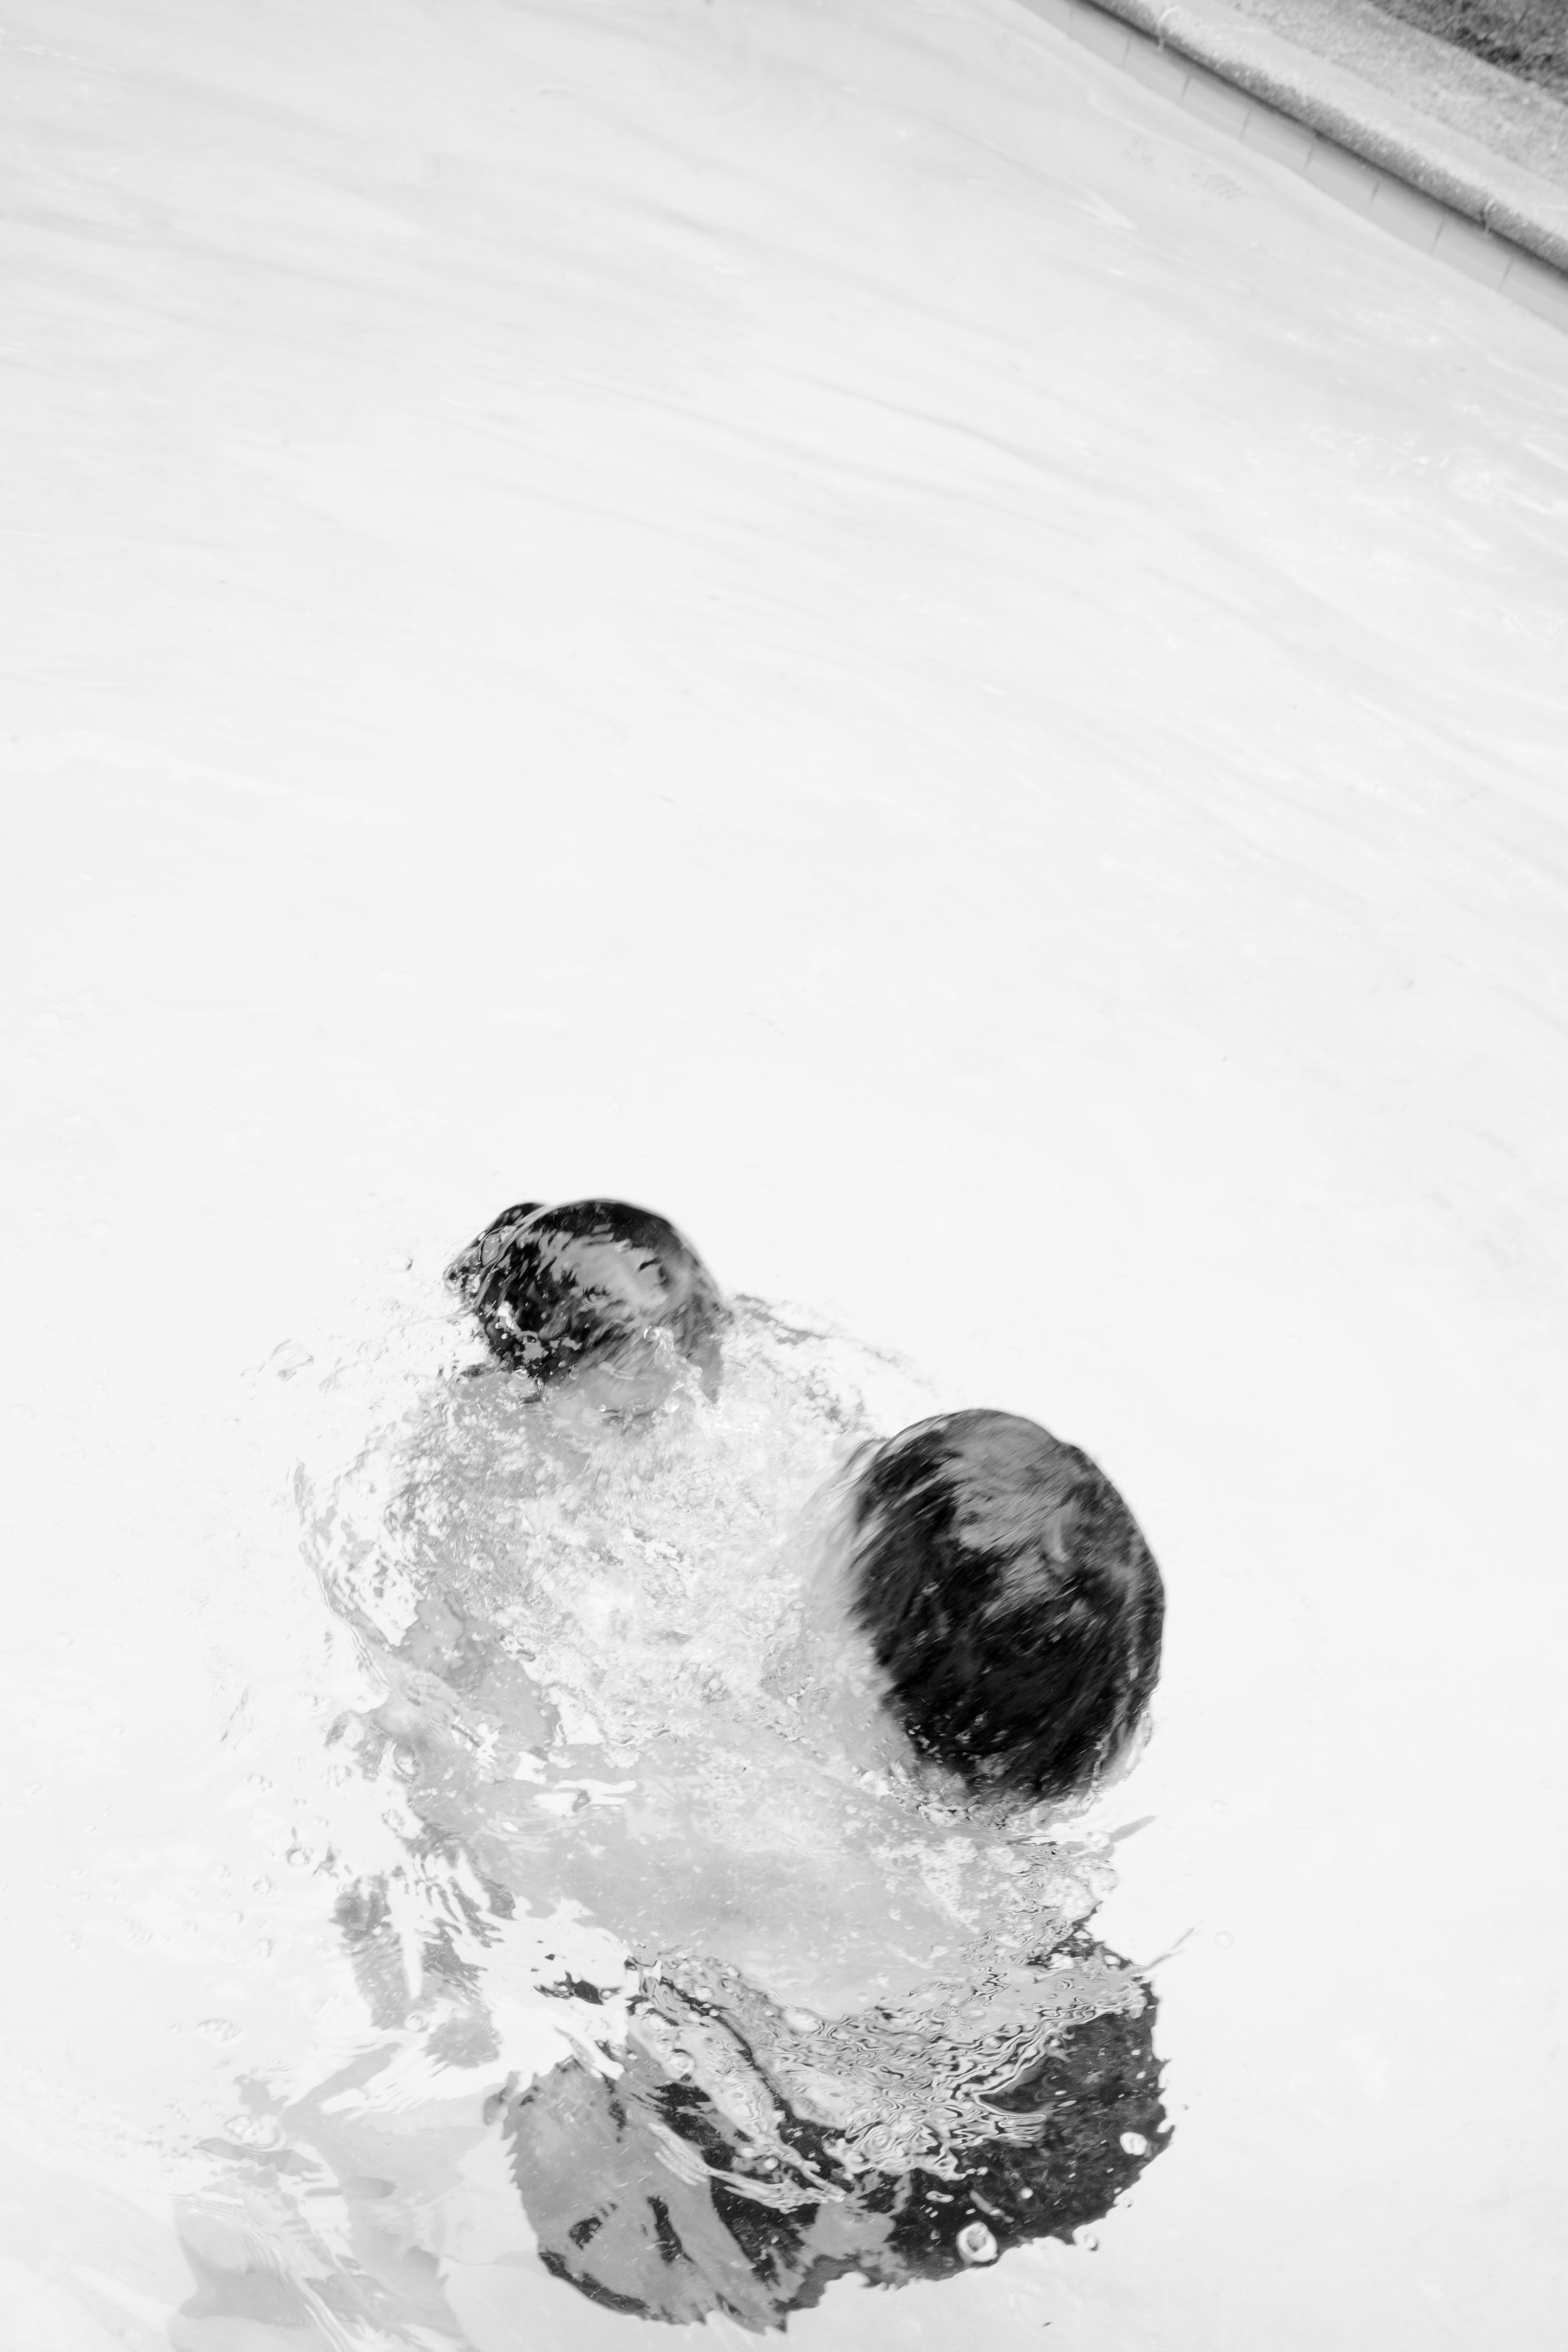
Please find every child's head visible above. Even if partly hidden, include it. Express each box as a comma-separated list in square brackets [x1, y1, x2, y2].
[845, 1409, 1163, 1803]
[445, 1197, 726, 1411]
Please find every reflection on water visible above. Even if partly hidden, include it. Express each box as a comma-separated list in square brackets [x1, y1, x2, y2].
[172, 1302, 1165, 2341]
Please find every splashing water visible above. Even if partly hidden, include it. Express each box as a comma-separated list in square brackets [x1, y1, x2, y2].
[290, 1295, 1144, 2185]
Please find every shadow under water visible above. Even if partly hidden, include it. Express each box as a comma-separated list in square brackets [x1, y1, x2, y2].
[504, 1948, 1165, 2329]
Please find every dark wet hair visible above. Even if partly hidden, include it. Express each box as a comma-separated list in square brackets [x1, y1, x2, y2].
[846, 1409, 1163, 1802]
[444, 1198, 726, 1393]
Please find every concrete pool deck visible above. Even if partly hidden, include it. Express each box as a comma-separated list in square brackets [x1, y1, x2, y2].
[1016, 0, 1568, 327]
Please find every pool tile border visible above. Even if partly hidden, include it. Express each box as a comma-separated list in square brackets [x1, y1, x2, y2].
[1015, 0, 1568, 332]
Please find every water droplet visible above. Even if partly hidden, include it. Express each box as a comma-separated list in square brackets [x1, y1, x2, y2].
[1216, 1930, 1233, 1948]
[1120, 2130, 1149, 2156]
[957, 2221, 998, 2265]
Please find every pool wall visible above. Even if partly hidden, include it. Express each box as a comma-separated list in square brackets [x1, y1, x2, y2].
[1016, 0, 1568, 328]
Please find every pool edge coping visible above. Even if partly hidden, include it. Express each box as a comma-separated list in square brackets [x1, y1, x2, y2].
[1012, 0, 1568, 332]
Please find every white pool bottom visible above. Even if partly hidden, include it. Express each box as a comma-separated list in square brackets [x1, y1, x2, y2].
[2, 0, 1565, 2346]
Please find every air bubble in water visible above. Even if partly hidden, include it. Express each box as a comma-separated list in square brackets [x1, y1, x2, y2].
[1120, 2130, 1149, 2156]
[225, 2114, 278, 2146]
[956, 2220, 998, 2265]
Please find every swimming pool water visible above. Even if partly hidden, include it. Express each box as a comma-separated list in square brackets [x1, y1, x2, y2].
[3, 1, 1565, 2345]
